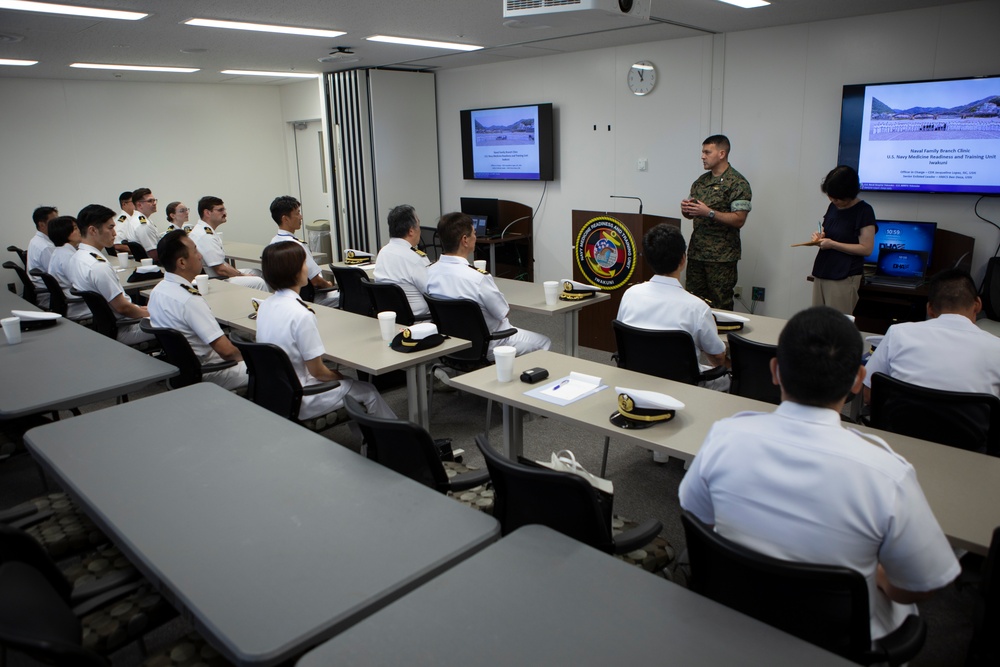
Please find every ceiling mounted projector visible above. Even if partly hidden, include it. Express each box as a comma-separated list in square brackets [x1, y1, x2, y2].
[503, 0, 651, 26]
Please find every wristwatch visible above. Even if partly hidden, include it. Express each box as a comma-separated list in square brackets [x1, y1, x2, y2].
[708, 210, 716, 220]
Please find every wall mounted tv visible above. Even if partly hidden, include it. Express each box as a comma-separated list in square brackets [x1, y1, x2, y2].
[837, 74, 1000, 195]
[460, 103, 554, 181]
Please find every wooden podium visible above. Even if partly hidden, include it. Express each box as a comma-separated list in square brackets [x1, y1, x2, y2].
[571, 210, 680, 352]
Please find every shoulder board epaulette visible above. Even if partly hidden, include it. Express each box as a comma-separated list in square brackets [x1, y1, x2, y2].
[468, 264, 488, 275]
[138, 216, 148, 224]
[184, 285, 201, 296]
[117, 215, 127, 222]
[90, 252, 107, 262]
[297, 298, 315, 313]
[411, 246, 427, 257]
[204, 227, 214, 235]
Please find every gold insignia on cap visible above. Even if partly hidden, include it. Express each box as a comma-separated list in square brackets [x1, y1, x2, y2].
[619, 393, 634, 414]
[401, 328, 418, 347]
[563, 280, 573, 291]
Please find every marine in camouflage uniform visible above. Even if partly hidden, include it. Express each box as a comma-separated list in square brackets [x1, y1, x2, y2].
[684, 162, 752, 311]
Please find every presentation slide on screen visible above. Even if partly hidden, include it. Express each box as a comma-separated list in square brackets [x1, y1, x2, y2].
[470, 105, 540, 179]
[858, 78, 1000, 193]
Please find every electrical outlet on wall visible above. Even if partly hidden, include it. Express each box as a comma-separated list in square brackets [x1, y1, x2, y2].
[733, 286, 743, 299]
[752, 286, 765, 302]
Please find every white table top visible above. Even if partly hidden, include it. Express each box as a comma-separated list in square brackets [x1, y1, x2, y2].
[298, 524, 855, 666]
[977, 316, 1000, 337]
[227, 241, 328, 265]
[495, 277, 610, 315]
[0, 290, 176, 418]
[450, 349, 1000, 555]
[25, 384, 499, 666]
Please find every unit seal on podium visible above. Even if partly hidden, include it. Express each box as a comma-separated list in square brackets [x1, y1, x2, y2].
[574, 216, 637, 290]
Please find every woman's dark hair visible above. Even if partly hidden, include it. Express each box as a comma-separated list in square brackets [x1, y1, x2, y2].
[47, 216, 79, 246]
[820, 165, 861, 201]
[261, 241, 306, 291]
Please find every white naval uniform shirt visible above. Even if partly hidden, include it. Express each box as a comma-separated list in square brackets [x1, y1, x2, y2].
[27, 230, 55, 291]
[426, 254, 512, 333]
[374, 237, 431, 317]
[617, 275, 726, 364]
[67, 241, 132, 319]
[863, 314, 1000, 398]
[148, 272, 227, 363]
[47, 244, 90, 319]
[188, 222, 227, 277]
[268, 232, 322, 278]
[113, 211, 131, 244]
[129, 212, 160, 253]
[679, 402, 960, 641]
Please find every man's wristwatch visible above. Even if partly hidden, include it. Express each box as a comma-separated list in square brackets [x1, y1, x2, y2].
[708, 210, 716, 220]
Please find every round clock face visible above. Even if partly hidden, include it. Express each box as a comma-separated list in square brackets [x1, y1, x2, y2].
[627, 61, 656, 96]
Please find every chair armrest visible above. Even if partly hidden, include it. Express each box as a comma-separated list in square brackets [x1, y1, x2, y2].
[869, 614, 926, 665]
[698, 365, 729, 383]
[28, 268, 42, 276]
[302, 380, 340, 396]
[611, 518, 663, 555]
[201, 360, 239, 373]
[447, 469, 490, 492]
[115, 318, 142, 329]
[490, 327, 518, 340]
[314, 286, 337, 294]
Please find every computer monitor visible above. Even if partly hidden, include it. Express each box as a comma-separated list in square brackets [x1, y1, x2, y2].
[865, 220, 937, 265]
[470, 215, 489, 237]
[460, 197, 500, 236]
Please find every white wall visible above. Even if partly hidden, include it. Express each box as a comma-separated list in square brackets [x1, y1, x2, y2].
[0, 77, 292, 266]
[436, 0, 1000, 318]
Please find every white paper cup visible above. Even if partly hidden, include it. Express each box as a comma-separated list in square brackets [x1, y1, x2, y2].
[543, 280, 559, 306]
[474, 259, 487, 272]
[844, 313, 856, 323]
[116, 252, 129, 269]
[140, 258, 153, 267]
[194, 275, 209, 294]
[1, 317, 21, 345]
[378, 311, 396, 342]
[494, 345, 516, 382]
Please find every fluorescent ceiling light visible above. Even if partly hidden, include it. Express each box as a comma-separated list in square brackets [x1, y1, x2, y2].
[0, 1, 146, 20]
[366, 35, 482, 52]
[185, 18, 344, 39]
[717, 0, 770, 8]
[0, 58, 38, 66]
[70, 63, 199, 73]
[221, 69, 319, 79]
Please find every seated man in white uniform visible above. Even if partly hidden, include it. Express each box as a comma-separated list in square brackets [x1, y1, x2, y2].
[864, 268, 1000, 403]
[617, 223, 729, 390]
[26, 205, 58, 308]
[267, 195, 338, 307]
[68, 204, 154, 345]
[374, 204, 430, 318]
[45, 215, 90, 320]
[111, 190, 133, 255]
[426, 212, 550, 360]
[147, 230, 248, 391]
[256, 241, 395, 422]
[679, 306, 960, 643]
[188, 195, 269, 292]
[123, 188, 161, 263]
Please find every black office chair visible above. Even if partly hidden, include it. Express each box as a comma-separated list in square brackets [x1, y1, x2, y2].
[342, 396, 492, 511]
[329, 265, 374, 317]
[418, 226, 442, 261]
[230, 332, 347, 431]
[968, 526, 1000, 667]
[868, 372, 1000, 457]
[727, 332, 781, 405]
[28, 268, 66, 317]
[138, 319, 238, 390]
[362, 280, 427, 327]
[124, 241, 148, 263]
[3, 260, 38, 306]
[475, 436, 672, 572]
[6, 245, 27, 268]
[68, 288, 136, 337]
[681, 510, 926, 665]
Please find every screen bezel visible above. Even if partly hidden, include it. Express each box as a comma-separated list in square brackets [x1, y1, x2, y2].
[460, 102, 555, 181]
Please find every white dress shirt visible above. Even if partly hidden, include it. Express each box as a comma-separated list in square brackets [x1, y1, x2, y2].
[374, 237, 431, 317]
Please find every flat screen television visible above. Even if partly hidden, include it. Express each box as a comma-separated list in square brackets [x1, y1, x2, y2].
[865, 220, 937, 265]
[837, 74, 1000, 195]
[460, 103, 554, 181]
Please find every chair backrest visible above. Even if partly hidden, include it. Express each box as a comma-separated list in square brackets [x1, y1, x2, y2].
[30, 269, 67, 317]
[6, 245, 27, 268]
[681, 510, 873, 662]
[229, 332, 303, 420]
[969, 526, 1000, 666]
[362, 281, 417, 326]
[425, 295, 493, 365]
[869, 372, 1000, 456]
[418, 226, 442, 261]
[139, 319, 203, 388]
[329, 266, 374, 317]
[342, 395, 451, 492]
[3, 260, 37, 305]
[728, 332, 781, 404]
[611, 320, 702, 385]
[125, 241, 148, 262]
[475, 436, 615, 552]
[70, 289, 116, 338]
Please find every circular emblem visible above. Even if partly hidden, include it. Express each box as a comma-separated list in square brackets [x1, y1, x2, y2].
[619, 393, 634, 414]
[574, 216, 636, 290]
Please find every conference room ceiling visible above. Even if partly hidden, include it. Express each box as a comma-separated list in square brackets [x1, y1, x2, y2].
[0, 0, 972, 84]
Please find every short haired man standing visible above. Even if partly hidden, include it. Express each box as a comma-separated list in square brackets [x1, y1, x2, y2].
[189, 196, 269, 291]
[27, 205, 58, 306]
[267, 196, 338, 307]
[680, 135, 752, 311]
[864, 268, 1000, 402]
[679, 306, 959, 642]
[68, 204, 154, 345]
[426, 212, 550, 359]
[374, 204, 430, 318]
[148, 230, 248, 390]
